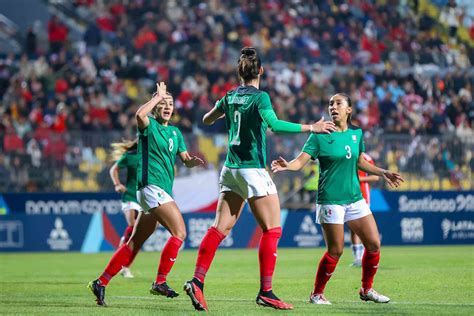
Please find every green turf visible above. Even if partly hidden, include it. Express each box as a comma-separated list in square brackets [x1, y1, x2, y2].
[0, 246, 473, 315]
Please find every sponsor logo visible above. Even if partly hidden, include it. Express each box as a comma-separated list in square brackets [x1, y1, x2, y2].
[400, 217, 424, 242]
[0, 221, 23, 248]
[441, 219, 474, 240]
[352, 135, 357, 143]
[398, 194, 474, 213]
[47, 218, 72, 250]
[25, 200, 122, 215]
[328, 139, 335, 144]
[187, 218, 233, 248]
[294, 215, 324, 247]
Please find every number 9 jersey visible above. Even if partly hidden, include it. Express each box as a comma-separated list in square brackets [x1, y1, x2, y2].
[302, 126, 365, 205]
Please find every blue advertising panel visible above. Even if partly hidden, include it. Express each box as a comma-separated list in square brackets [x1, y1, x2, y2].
[0, 191, 472, 252]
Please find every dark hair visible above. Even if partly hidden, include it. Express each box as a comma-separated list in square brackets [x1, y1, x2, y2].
[334, 93, 352, 123]
[238, 47, 261, 83]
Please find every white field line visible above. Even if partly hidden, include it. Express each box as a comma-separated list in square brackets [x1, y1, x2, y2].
[111, 295, 474, 307]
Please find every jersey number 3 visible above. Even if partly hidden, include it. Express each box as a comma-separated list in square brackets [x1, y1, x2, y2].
[230, 111, 241, 146]
[345, 145, 352, 159]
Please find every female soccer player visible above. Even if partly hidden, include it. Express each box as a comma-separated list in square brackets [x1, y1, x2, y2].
[183, 47, 336, 311]
[350, 152, 379, 267]
[109, 138, 142, 278]
[88, 82, 204, 306]
[271, 93, 403, 305]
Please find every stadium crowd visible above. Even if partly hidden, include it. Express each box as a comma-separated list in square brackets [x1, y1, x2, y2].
[0, 0, 473, 192]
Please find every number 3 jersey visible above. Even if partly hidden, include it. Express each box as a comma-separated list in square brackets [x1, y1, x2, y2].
[302, 126, 365, 205]
[137, 117, 187, 195]
[216, 85, 301, 169]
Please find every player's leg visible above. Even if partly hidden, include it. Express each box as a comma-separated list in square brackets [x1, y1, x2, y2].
[120, 208, 138, 277]
[347, 213, 390, 303]
[185, 191, 246, 311]
[249, 193, 293, 310]
[88, 212, 157, 306]
[148, 201, 186, 298]
[309, 222, 344, 305]
[350, 229, 364, 267]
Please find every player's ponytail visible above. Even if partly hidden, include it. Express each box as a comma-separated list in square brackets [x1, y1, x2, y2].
[110, 138, 138, 162]
[336, 93, 353, 124]
[238, 47, 261, 83]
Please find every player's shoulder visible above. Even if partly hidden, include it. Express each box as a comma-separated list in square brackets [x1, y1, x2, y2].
[126, 143, 138, 155]
[348, 123, 363, 132]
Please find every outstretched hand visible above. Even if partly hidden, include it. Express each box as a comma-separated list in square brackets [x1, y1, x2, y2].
[271, 156, 289, 173]
[312, 118, 337, 134]
[382, 170, 404, 188]
[185, 155, 204, 168]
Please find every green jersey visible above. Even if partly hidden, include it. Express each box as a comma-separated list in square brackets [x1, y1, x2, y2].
[137, 117, 187, 195]
[116, 146, 139, 203]
[302, 126, 365, 205]
[216, 86, 302, 169]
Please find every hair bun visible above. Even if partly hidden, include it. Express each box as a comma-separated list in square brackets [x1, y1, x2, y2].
[241, 47, 256, 57]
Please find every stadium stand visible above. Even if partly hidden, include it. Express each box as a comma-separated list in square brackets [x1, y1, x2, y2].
[0, 0, 472, 195]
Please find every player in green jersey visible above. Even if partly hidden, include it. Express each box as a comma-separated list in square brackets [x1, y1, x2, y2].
[88, 82, 203, 306]
[109, 138, 142, 278]
[184, 47, 336, 311]
[272, 93, 404, 305]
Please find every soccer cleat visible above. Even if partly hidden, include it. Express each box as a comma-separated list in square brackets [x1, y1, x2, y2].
[150, 281, 179, 298]
[87, 279, 106, 306]
[349, 260, 362, 267]
[184, 278, 208, 311]
[359, 288, 390, 303]
[256, 290, 294, 310]
[309, 293, 331, 305]
[120, 267, 134, 278]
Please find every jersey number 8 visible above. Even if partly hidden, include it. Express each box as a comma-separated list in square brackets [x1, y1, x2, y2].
[230, 111, 242, 146]
[169, 138, 174, 152]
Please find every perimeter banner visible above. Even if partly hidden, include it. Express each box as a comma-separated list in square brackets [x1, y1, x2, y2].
[0, 190, 472, 252]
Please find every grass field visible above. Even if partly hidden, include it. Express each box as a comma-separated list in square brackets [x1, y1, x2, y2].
[1, 246, 473, 315]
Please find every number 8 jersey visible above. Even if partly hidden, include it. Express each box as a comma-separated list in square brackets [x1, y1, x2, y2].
[302, 126, 365, 205]
[216, 86, 301, 169]
[137, 117, 187, 195]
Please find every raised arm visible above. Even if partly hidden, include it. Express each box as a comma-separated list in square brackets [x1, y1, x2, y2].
[271, 152, 313, 173]
[358, 155, 404, 188]
[260, 109, 336, 134]
[136, 82, 166, 130]
[203, 106, 225, 125]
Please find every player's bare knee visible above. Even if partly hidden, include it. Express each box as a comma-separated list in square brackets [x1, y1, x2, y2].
[365, 240, 381, 252]
[173, 230, 186, 241]
[328, 247, 344, 258]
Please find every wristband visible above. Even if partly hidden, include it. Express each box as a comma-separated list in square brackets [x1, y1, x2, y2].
[310, 125, 314, 133]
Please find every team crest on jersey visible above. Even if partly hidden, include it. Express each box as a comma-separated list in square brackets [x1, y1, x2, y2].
[352, 135, 357, 143]
[173, 131, 177, 136]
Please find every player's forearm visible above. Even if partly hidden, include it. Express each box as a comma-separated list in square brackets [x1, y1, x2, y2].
[358, 159, 385, 176]
[203, 107, 224, 125]
[260, 109, 302, 133]
[136, 95, 162, 124]
[109, 164, 121, 186]
[359, 175, 380, 183]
